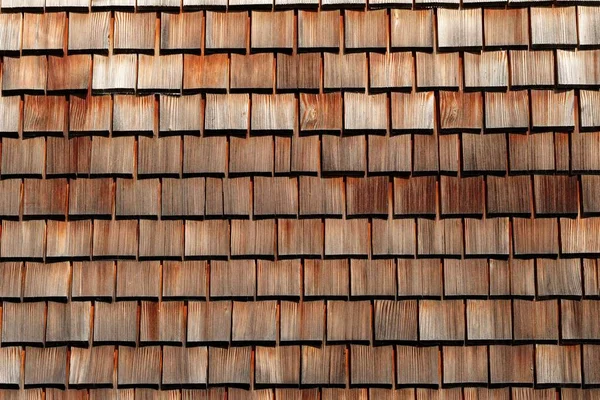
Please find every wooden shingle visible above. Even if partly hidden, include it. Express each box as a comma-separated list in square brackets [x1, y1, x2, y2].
[536, 345, 581, 385]
[138, 136, 181, 176]
[370, 52, 413, 90]
[327, 300, 371, 342]
[46, 220, 93, 259]
[162, 260, 206, 299]
[533, 175, 578, 216]
[118, 346, 161, 387]
[393, 177, 436, 216]
[46, 301, 91, 344]
[509, 133, 556, 172]
[324, 52, 366, 90]
[2, 56, 47, 93]
[557, 50, 600, 87]
[93, 301, 138, 344]
[1, 302, 45, 345]
[68, 12, 110, 52]
[1, 221, 45, 260]
[277, 53, 321, 91]
[113, 95, 154, 134]
[69, 346, 114, 387]
[230, 53, 273, 90]
[489, 345, 534, 385]
[485, 91, 529, 131]
[580, 90, 600, 130]
[160, 12, 203, 52]
[138, 55, 183, 92]
[185, 220, 230, 257]
[344, 93, 387, 132]
[205, 94, 249, 133]
[351, 345, 393, 386]
[467, 300, 512, 341]
[344, 10, 387, 50]
[23, 178, 67, 217]
[92, 54, 137, 93]
[231, 219, 275, 257]
[232, 301, 277, 342]
[116, 178, 159, 217]
[183, 54, 229, 91]
[346, 176, 388, 216]
[257, 260, 301, 298]
[47, 55, 91, 92]
[439, 92, 482, 132]
[531, 90, 574, 130]
[368, 135, 411, 174]
[139, 220, 183, 259]
[397, 259, 442, 297]
[578, 6, 600, 47]
[484, 9, 528, 48]
[396, 346, 439, 386]
[69, 178, 113, 217]
[417, 219, 462, 257]
[463, 51, 508, 89]
[116, 261, 161, 299]
[562, 300, 600, 340]
[251, 11, 294, 50]
[114, 12, 156, 52]
[24, 347, 67, 388]
[251, 94, 295, 132]
[70, 95, 111, 134]
[537, 259, 582, 298]
[510, 50, 555, 88]
[188, 301, 232, 343]
[371, 219, 416, 257]
[325, 219, 369, 256]
[72, 261, 114, 300]
[374, 300, 418, 341]
[301, 345, 345, 385]
[162, 346, 208, 387]
[561, 218, 600, 255]
[443, 346, 488, 385]
[210, 260, 255, 298]
[300, 93, 342, 132]
[419, 300, 464, 342]
[0, 14, 23, 53]
[391, 9, 433, 49]
[298, 10, 339, 50]
[0, 262, 22, 300]
[462, 133, 507, 173]
[416, 52, 459, 89]
[280, 301, 324, 342]
[305, 259, 348, 298]
[513, 218, 559, 256]
[183, 136, 227, 176]
[513, 300, 559, 341]
[255, 346, 300, 385]
[444, 259, 488, 297]
[351, 260, 395, 298]
[22, 12, 66, 53]
[573, 132, 600, 172]
[0, 96, 20, 135]
[321, 135, 366, 174]
[23, 95, 66, 135]
[1, 138, 45, 176]
[93, 220, 138, 258]
[140, 301, 185, 344]
[440, 176, 483, 216]
[531, 7, 577, 48]
[437, 9, 482, 49]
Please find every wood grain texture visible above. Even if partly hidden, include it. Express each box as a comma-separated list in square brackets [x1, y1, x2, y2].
[160, 95, 202, 133]
[210, 260, 255, 298]
[138, 54, 183, 91]
[536, 345, 581, 385]
[510, 50, 555, 88]
[396, 346, 439, 386]
[46, 301, 91, 344]
[1, 138, 45, 176]
[397, 259, 441, 297]
[118, 346, 161, 387]
[324, 52, 366, 90]
[255, 346, 300, 385]
[185, 220, 230, 257]
[578, 6, 600, 47]
[534, 175, 578, 216]
[231, 219, 275, 257]
[163, 346, 208, 386]
[0, 262, 22, 300]
[391, 92, 434, 132]
[205, 11, 247, 50]
[557, 50, 600, 86]
[350, 260, 395, 297]
[24, 347, 67, 387]
[437, 9, 482, 49]
[205, 94, 248, 132]
[116, 261, 161, 299]
[299, 177, 344, 216]
[531, 90, 574, 129]
[0, 14, 22, 52]
[231, 53, 274, 90]
[22, 12, 66, 52]
[485, 91, 528, 130]
[1, 302, 45, 344]
[116, 178, 159, 216]
[251, 11, 293, 49]
[537, 259, 582, 298]
[370, 52, 412, 90]
[442, 346, 488, 384]
[48, 55, 91, 92]
[254, 177, 297, 216]
[345, 10, 387, 49]
[69, 346, 114, 387]
[251, 94, 295, 132]
[2, 56, 47, 93]
[229, 136, 273, 174]
[301, 345, 345, 385]
[161, 12, 202, 51]
[561, 217, 600, 254]
[70, 95, 111, 133]
[138, 136, 181, 176]
[489, 345, 533, 384]
[257, 260, 300, 298]
[513, 300, 559, 341]
[304, 259, 348, 298]
[327, 300, 370, 342]
[464, 218, 509, 256]
[346, 176, 388, 216]
[416, 52, 459, 89]
[374, 300, 417, 341]
[467, 300, 512, 340]
[184, 54, 229, 91]
[188, 301, 232, 342]
[444, 259, 488, 297]
[139, 220, 183, 258]
[371, 218, 415, 256]
[563, 300, 600, 340]
[344, 93, 387, 131]
[439, 91, 482, 131]
[462, 133, 506, 172]
[324, 218, 369, 256]
[573, 132, 600, 172]
[464, 51, 507, 89]
[23, 95, 67, 134]
[140, 300, 185, 343]
[183, 136, 227, 175]
[531, 7, 577, 47]
[232, 301, 277, 342]
[23, 178, 66, 216]
[298, 11, 339, 50]
[484, 9, 528, 48]
[69, 12, 110, 52]
[322, 135, 366, 174]
[440, 176, 483, 216]
[300, 93, 342, 132]
[419, 300, 464, 341]
[417, 219, 462, 256]
[114, 12, 155, 52]
[72, 261, 114, 300]
[508, 133, 556, 172]
[580, 90, 600, 129]
[277, 53, 320, 91]
[92, 219, 138, 258]
[391, 9, 432, 49]
[93, 301, 138, 344]
[69, 178, 112, 217]
[280, 301, 324, 342]
[46, 220, 92, 259]
[351, 345, 393, 385]
[92, 54, 137, 93]
[113, 95, 154, 133]
[1, 221, 45, 259]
